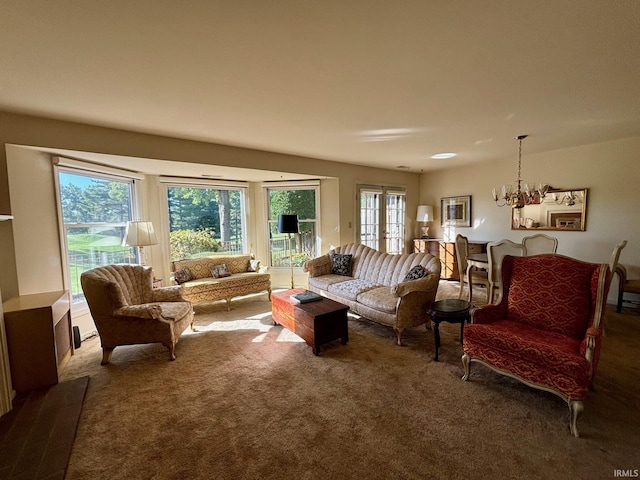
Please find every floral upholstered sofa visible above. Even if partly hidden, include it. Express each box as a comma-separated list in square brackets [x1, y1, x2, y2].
[170, 254, 271, 310]
[303, 243, 441, 345]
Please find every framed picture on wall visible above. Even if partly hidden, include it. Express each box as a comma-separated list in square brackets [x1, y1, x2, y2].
[441, 195, 472, 227]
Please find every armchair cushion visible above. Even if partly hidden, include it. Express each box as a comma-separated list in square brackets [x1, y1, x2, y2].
[464, 320, 589, 387]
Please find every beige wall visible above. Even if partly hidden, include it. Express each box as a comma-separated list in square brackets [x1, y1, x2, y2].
[5, 146, 65, 295]
[0, 111, 420, 335]
[3, 110, 637, 335]
[420, 135, 640, 298]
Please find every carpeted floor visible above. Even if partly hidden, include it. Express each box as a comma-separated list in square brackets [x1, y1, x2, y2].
[60, 282, 640, 480]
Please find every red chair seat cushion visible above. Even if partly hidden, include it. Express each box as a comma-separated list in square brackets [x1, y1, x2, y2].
[464, 320, 591, 398]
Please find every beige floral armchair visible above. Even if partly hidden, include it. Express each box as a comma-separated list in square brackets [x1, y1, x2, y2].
[81, 264, 194, 365]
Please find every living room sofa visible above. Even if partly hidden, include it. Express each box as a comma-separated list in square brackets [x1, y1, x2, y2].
[170, 254, 271, 310]
[303, 244, 441, 345]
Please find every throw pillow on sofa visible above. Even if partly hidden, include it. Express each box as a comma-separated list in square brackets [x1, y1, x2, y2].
[174, 267, 193, 284]
[403, 265, 428, 281]
[247, 259, 261, 272]
[211, 264, 231, 278]
[332, 253, 353, 276]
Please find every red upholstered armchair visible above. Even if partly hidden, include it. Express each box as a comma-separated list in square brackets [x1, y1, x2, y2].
[461, 254, 610, 437]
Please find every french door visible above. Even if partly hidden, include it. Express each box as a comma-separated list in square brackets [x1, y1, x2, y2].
[357, 185, 406, 254]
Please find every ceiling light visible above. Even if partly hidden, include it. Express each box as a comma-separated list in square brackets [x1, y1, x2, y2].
[430, 153, 457, 159]
[357, 128, 419, 142]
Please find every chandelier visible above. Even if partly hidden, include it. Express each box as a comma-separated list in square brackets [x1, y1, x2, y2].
[492, 135, 549, 208]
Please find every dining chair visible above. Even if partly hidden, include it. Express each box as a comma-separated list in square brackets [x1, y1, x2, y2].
[455, 234, 490, 302]
[609, 240, 627, 274]
[606, 239, 630, 312]
[616, 264, 640, 312]
[522, 233, 558, 255]
[487, 239, 527, 304]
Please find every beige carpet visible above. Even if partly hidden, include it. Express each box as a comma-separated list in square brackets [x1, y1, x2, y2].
[61, 282, 640, 480]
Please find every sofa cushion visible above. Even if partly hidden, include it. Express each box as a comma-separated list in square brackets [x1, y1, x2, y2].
[173, 267, 193, 284]
[403, 265, 428, 281]
[328, 278, 380, 301]
[356, 286, 398, 314]
[211, 264, 231, 278]
[464, 320, 589, 382]
[332, 253, 353, 276]
[181, 273, 270, 292]
[247, 259, 261, 272]
[308, 274, 353, 291]
[172, 255, 252, 279]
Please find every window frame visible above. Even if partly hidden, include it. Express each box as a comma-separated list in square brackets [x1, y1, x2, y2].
[54, 160, 141, 316]
[160, 177, 249, 260]
[264, 181, 320, 268]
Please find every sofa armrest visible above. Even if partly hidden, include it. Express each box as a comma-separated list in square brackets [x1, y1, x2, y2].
[303, 255, 332, 277]
[392, 274, 439, 297]
[152, 286, 185, 302]
[114, 304, 165, 320]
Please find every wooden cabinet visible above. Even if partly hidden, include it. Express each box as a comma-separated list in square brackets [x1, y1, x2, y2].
[2, 290, 73, 392]
[413, 239, 488, 280]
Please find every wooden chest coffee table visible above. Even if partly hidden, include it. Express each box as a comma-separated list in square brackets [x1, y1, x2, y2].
[271, 288, 349, 355]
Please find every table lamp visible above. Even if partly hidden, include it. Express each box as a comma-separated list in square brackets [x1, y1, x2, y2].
[416, 205, 434, 239]
[123, 221, 158, 265]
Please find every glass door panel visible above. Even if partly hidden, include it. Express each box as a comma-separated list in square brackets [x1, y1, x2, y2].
[357, 185, 405, 253]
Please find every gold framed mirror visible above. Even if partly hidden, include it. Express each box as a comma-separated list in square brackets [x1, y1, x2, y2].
[511, 188, 588, 231]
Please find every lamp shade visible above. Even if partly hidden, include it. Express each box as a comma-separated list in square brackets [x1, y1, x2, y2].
[277, 214, 299, 234]
[416, 205, 433, 222]
[123, 221, 158, 247]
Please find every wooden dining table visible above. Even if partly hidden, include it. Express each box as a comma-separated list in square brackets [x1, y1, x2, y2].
[466, 252, 489, 303]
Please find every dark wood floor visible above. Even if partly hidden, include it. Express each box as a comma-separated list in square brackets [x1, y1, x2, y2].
[0, 376, 89, 480]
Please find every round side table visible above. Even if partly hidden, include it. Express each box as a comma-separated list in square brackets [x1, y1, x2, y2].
[427, 299, 471, 361]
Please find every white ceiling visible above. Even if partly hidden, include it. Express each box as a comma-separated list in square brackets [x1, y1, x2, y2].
[1, 1, 640, 175]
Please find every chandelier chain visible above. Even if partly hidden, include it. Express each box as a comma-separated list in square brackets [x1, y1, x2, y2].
[518, 138, 522, 185]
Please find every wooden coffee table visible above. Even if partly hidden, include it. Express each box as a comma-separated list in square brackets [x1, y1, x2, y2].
[271, 288, 349, 355]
